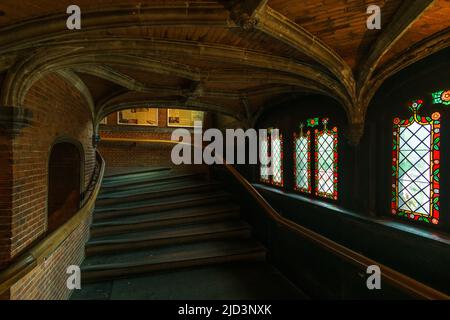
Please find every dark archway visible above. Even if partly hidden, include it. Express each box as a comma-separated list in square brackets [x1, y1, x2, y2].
[47, 141, 83, 232]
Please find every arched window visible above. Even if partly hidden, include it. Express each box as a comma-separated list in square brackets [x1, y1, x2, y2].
[260, 135, 270, 184]
[392, 99, 441, 225]
[315, 119, 338, 200]
[259, 129, 284, 187]
[293, 118, 339, 200]
[294, 124, 311, 193]
[271, 132, 284, 187]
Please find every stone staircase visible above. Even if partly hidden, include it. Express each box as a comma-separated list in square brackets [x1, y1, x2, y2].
[80, 168, 266, 283]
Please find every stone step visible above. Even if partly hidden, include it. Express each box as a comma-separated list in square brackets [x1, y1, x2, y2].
[103, 167, 170, 181]
[100, 172, 205, 191]
[81, 239, 266, 283]
[85, 220, 252, 256]
[97, 180, 222, 206]
[100, 176, 212, 196]
[94, 192, 233, 221]
[91, 204, 241, 237]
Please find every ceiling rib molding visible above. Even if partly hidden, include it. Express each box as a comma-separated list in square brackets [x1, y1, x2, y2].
[74, 64, 331, 99]
[28, 38, 337, 86]
[1, 1, 445, 145]
[362, 28, 450, 115]
[56, 69, 95, 120]
[64, 38, 352, 108]
[1, 41, 352, 120]
[0, 3, 231, 55]
[374, 28, 450, 85]
[0, 47, 334, 127]
[338, 0, 437, 140]
[358, 0, 436, 89]
[254, 5, 356, 100]
[0, 3, 354, 120]
[98, 95, 243, 125]
[74, 64, 205, 99]
[0, 54, 17, 73]
[220, 0, 268, 30]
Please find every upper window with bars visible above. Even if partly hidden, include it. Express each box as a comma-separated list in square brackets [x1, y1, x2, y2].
[392, 99, 441, 225]
[294, 124, 311, 193]
[259, 129, 284, 187]
[260, 137, 270, 184]
[315, 119, 338, 200]
[294, 118, 338, 201]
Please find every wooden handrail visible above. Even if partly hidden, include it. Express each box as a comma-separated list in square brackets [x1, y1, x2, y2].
[101, 137, 191, 146]
[99, 137, 449, 300]
[0, 151, 105, 296]
[223, 163, 450, 300]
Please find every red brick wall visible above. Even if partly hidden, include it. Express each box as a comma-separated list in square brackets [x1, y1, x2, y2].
[98, 109, 196, 171]
[98, 129, 180, 171]
[10, 73, 95, 257]
[0, 134, 12, 266]
[99, 140, 177, 170]
[0, 72, 96, 299]
[10, 214, 91, 300]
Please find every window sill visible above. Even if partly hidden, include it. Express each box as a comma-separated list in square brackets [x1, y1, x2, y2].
[253, 183, 450, 247]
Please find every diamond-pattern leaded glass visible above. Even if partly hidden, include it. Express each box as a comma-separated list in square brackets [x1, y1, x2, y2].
[260, 138, 269, 183]
[271, 134, 283, 186]
[294, 132, 311, 193]
[317, 133, 335, 195]
[259, 129, 283, 187]
[398, 122, 432, 215]
[315, 119, 338, 200]
[392, 99, 441, 225]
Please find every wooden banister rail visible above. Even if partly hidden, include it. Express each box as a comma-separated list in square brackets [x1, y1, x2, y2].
[101, 137, 190, 145]
[86, 137, 450, 299]
[0, 151, 105, 296]
[222, 163, 450, 300]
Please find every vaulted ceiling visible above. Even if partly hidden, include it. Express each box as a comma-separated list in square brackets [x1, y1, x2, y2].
[0, 0, 449, 143]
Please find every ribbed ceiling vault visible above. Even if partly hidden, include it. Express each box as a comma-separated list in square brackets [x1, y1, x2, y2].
[0, 0, 449, 144]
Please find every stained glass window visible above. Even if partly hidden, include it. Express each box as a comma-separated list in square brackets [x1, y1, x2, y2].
[315, 119, 338, 200]
[392, 99, 441, 224]
[307, 118, 319, 128]
[260, 135, 270, 183]
[271, 132, 284, 187]
[294, 124, 311, 193]
[432, 90, 450, 106]
[259, 129, 283, 187]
